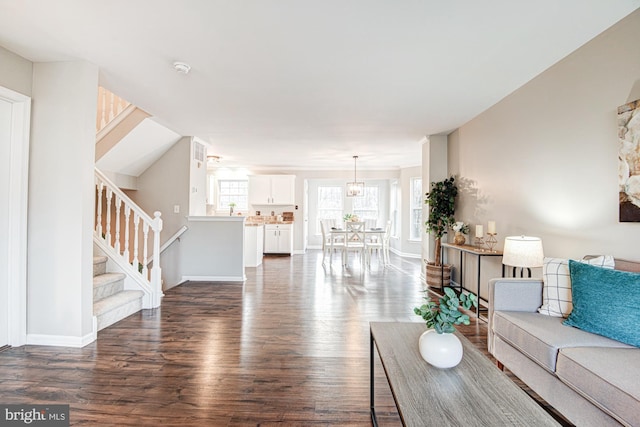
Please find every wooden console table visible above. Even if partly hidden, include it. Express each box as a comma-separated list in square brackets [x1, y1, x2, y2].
[370, 322, 560, 427]
[441, 242, 503, 317]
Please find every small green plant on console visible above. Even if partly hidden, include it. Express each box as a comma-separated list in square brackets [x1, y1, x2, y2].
[414, 287, 478, 334]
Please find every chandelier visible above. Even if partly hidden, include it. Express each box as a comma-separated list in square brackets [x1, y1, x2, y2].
[346, 155, 364, 197]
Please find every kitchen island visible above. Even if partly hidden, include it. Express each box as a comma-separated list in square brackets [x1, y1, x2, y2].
[167, 216, 246, 284]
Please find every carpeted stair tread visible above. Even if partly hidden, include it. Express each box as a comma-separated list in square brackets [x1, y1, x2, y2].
[93, 272, 126, 288]
[94, 290, 144, 317]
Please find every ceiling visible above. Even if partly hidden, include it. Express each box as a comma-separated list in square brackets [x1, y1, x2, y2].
[1, 1, 638, 170]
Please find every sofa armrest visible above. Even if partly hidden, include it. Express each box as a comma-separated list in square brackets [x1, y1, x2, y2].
[488, 278, 543, 356]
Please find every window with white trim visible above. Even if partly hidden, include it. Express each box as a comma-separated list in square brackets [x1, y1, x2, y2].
[410, 178, 422, 240]
[317, 186, 343, 233]
[390, 180, 398, 237]
[217, 180, 248, 211]
[353, 185, 379, 227]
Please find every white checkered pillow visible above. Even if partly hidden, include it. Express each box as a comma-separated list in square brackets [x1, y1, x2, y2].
[538, 255, 614, 317]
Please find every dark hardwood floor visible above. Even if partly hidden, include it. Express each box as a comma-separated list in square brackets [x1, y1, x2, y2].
[0, 251, 568, 426]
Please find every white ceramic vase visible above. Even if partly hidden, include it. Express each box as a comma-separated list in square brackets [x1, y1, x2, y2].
[418, 329, 463, 368]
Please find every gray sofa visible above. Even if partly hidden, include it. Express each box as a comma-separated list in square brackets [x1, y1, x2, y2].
[488, 259, 640, 427]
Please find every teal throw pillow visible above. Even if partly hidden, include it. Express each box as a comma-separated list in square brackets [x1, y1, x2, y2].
[563, 260, 640, 347]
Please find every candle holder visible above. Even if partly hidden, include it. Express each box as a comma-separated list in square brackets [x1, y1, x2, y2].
[474, 236, 485, 249]
[485, 233, 498, 252]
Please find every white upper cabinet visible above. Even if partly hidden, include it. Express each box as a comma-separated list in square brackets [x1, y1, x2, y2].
[249, 175, 295, 205]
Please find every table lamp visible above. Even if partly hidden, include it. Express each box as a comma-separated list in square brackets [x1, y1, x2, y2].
[502, 235, 544, 277]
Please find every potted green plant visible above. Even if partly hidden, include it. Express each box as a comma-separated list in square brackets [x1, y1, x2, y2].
[343, 213, 359, 222]
[229, 202, 236, 216]
[414, 287, 478, 368]
[414, 287, 477, 334]
[424, 176, 458, 288]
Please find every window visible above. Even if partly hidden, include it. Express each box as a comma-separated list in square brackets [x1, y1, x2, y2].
[218, 180, 248, 210]
[410, 178, 422, 240]
[317, 186, 343, 233]
[353, 185, 379, 226]
[390, 180, 398, 237]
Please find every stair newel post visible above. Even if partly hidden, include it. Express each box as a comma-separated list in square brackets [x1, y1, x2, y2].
[114, 195, 122, 254]
[96, 179, 104, 237]
[142, 221, 150, 280]
[123, 206, 131, 262]
[133, 213, 140, 274]
[105, 188, 113, 245]
[151, 211, 163, 307]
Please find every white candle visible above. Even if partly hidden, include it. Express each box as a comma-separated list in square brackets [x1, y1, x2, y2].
[476, 225, 483, 238]
[487, 221, 496, 234]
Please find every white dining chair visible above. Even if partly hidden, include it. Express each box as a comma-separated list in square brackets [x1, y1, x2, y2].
[320, 220, 344, 265]
[343, 221, 366, 266]
[367, 220, 392, 267]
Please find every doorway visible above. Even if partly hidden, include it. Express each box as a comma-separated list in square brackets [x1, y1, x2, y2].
[0, 97, 10, 347]
[0, 87, 31, 347]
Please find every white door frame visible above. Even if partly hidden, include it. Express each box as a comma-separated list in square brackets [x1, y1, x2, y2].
[1, 86, 31, 347]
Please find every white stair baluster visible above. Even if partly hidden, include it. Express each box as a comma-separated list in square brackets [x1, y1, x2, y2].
[105, 188, 113, 245]
[96, 180, 104, 237]
[133, 213, 140, 273]
[123, 206, 131, 262]
[142, 222, 149, 280]
[114, 195, 121, 254]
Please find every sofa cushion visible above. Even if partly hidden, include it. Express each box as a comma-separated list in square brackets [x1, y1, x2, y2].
[557, 347, 640, 427]
[538, 256, 614, 318]
[492, 311, 631, 372]
[564, 260, 640, 347]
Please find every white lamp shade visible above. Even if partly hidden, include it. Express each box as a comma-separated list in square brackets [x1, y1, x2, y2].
[502, 236, 544, 268]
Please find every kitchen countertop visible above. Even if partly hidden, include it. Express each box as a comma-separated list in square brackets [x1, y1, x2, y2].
[246, 221, 294, 226]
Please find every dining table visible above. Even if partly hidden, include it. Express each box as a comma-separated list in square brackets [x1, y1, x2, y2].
[329, 227, 386, 265]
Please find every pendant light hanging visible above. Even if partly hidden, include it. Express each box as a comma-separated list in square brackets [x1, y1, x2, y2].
[346, 155, 364, 197]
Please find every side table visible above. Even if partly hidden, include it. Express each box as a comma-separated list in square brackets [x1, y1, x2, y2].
[441, 242, 503, 318]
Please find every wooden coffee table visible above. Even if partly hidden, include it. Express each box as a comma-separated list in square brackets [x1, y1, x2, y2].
[370, 322, 560, 426]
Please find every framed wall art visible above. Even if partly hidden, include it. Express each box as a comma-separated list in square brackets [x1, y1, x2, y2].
[618, 99, 640, 222]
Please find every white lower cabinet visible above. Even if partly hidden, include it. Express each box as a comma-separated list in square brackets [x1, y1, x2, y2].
[264, 224, 293, 254]
[244, 225, 264, 267]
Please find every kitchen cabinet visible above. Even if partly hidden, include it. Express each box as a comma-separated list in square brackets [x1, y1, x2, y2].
[244, 224, 264, 267]
[249, 175, 295, 205]
[264, 224, 293, 254]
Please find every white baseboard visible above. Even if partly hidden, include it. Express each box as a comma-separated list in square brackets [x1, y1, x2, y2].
[389, 247, 421, 259]
[27, 324, 97, 348]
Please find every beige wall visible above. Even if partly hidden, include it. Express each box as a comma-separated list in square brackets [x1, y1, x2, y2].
[130, 136, 191, 242]
[28, 61, 98, 341]
[448, 9, 640, 296]
[0, 46, 32, 96]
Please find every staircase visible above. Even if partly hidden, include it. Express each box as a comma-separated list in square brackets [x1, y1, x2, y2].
[93, 256, 144, 331]
[92, 87, 163, 332]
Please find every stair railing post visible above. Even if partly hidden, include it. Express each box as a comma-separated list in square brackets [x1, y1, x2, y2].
[151, 211, 163, 307]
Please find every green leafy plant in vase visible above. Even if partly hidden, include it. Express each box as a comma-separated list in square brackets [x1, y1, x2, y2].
[413, 287, 478, 368]
[424, 176, 458, 288]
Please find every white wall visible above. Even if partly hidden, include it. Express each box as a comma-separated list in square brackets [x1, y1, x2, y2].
[189, 138, 207, 216]
[448, 9, 640, 297]
[0, 46, 32, 97]
[28, 61, 98, 344]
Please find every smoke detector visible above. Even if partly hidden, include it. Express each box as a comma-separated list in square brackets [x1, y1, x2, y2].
[173, 61, 191, 74]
